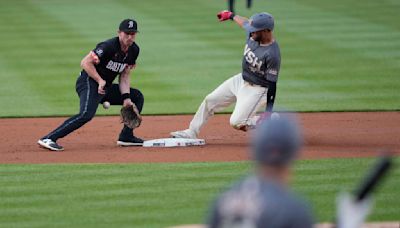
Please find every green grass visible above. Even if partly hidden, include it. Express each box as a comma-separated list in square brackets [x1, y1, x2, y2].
[1, 4, 398, 228]
[0, 0, 399, 117]
[0, 158, 399, 227]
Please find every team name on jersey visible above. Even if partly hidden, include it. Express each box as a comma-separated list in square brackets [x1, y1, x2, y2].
[106, 60, 126, 73]
[244, 44, 263, 73]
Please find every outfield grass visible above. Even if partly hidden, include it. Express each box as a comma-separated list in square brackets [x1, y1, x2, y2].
[0, 158, 399, 227]
[0, 0, 399, 117]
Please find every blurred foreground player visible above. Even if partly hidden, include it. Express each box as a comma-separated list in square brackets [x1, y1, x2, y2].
[207, 114, 314, 228]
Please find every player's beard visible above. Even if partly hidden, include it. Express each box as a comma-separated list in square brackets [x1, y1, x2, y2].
[251, 32, 261, 42]
[254, 36, 261, 42]
[125, 39, 134, 47]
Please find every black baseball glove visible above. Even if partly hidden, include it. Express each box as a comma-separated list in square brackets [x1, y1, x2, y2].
[120, 104, 142, 129]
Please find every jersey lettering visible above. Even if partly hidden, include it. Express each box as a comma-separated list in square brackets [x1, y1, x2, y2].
[106, 60, 126, 73]
[244, 44, 263, 73]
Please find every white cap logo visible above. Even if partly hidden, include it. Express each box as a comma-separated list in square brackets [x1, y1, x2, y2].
[128, 21, 134, 28]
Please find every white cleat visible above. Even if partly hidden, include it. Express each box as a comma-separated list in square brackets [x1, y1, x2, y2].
[37, 138, 64, 151]
[170, 129, 197, 139]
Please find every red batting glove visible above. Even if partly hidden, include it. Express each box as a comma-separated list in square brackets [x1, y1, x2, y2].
[217, 10, 234, 22]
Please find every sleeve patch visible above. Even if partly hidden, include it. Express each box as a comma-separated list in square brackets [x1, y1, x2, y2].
[95, 48, 104, 57]
[267, 69, 278, 75]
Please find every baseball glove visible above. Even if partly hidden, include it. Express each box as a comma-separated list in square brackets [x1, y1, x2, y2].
[120, 104, 142, 129]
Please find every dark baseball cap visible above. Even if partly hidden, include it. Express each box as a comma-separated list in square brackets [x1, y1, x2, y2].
[244, 12, 274, 33]
[119, 19, 138, 33]
[252, 113, 302, 166]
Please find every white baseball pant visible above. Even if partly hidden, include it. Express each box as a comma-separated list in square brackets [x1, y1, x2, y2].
[189, 73, 268, 135]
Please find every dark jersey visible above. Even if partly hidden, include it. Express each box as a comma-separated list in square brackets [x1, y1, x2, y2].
[84, 37, 140, 86]
[208, 176, 314, 228]
[242, 38, 281, 88]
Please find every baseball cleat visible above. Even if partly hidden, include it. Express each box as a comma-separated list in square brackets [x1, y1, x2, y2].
[117, 135, 144, 146]
[170, 129, 197, 139]
[37, 138, 64, 151]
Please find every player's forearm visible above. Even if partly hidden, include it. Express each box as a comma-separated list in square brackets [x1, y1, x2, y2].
[266, 82, 276, 112]
[81, 58, 103, 84]
[233, 15, 249, 28]
[119, 72, 131, 95]
[84, 65, 103, 83]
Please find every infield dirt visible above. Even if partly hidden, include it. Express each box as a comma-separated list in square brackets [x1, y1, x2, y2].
[0, 112, 399, 164]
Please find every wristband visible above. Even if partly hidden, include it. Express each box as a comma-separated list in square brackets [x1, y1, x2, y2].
[229, 13, 236, 20]
[121, 93, 130, 101]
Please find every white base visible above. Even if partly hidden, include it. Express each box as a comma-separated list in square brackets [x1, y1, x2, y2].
[143, 138, 205, 147]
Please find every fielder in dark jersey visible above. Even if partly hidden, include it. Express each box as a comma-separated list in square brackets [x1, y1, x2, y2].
[208, 115, 314, 228]
[38, 19, 144, 151]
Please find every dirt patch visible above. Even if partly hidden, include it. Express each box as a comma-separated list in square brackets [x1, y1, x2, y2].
[0, 112, 399, 164]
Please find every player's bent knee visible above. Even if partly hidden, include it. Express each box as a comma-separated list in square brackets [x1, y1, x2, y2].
[130, 88, 144, 112]
[130, 88, 144, 100]
[79, 112, 95, 123]
[204, 94, 220, 106]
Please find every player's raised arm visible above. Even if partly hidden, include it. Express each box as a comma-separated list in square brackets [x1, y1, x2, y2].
[217, 10, 248, 28]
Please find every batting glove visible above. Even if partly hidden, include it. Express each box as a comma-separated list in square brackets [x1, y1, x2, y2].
[217, 10, 235, 21]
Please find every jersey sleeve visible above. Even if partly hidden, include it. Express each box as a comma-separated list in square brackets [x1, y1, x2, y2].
[243, 21, 252, 41]
[127, 45, 140, 66]
[265, 52, 281, 82]
[92, 42, 113, 64]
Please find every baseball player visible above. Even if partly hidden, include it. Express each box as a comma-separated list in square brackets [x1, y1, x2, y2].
[171, 11, 280, 139]
[38, 19, 144, 151]
[207, 115, 314, 228]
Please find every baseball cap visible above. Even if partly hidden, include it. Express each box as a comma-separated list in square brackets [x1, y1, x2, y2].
[119, 19, 138, 33]
[243, 12, 274, 33]
[252, 113, 302, 166]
